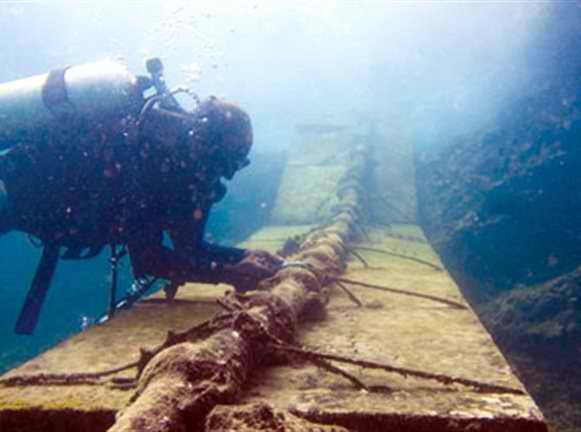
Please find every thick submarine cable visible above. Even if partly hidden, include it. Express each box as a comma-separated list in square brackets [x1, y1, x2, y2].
[108, 145, 369, 432]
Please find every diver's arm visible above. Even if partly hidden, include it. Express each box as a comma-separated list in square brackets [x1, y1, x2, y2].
[168, 218, 246, 274]
[168, 200, 248, 267]
[168, 218, 282, 291]
[127, 223, 195, 282]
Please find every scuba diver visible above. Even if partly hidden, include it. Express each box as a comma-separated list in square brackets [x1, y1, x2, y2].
[0, 58, 283, 334]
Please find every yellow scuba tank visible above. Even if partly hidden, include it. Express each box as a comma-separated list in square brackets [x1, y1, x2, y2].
[0, 60, 145, 149]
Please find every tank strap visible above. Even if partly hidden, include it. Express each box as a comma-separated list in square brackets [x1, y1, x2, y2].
[42, 67, 76, 120]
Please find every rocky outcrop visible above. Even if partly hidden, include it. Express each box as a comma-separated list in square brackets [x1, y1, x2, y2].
[416, 81, 581, 302]
[414, 7, 581, 431]
[481, 267, 581, 432]
[482, 266, 581, 349]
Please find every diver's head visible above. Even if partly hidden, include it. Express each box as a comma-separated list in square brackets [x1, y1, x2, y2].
[191, 97, 252, 180]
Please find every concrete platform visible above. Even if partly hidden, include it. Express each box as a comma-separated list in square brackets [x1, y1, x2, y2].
[0, 225, 547, 431]
[242, 225, 546, 431]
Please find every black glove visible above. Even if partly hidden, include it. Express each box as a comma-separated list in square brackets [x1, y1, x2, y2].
[222, 249, 283, 292]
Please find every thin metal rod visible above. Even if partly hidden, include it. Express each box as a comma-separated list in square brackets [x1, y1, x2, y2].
[108, 244, 119, 319]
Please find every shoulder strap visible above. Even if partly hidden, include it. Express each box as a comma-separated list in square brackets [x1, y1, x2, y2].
[42, 67, 76, 121]
[14, 243, 61, 335]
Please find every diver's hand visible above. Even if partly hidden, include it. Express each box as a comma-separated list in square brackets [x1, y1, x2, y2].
[224, 249, 283, 292]
[243, 249, 284, 272]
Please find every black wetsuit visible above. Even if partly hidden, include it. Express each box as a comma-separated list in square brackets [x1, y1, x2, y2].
[0, 111, 246, 284]
[0, 98, 281, 335]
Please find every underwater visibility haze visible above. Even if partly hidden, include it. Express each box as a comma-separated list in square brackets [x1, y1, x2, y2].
[0, 1, 580, 431]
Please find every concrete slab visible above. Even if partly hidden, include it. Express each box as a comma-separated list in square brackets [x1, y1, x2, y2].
[0, 225, 546, 431]
[270, 129, 352, 225]
[0, 282, 225, 431]
[241, 225, 547, 431]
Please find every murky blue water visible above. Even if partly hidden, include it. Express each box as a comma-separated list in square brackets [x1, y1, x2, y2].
[0, 4, 579, 429]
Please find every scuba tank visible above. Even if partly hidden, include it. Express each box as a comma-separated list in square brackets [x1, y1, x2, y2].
[0, 60, 145, 149]
[5, 58, 200, 335]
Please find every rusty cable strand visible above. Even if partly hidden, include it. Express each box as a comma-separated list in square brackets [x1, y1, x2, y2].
[231, 305, 371, 393]
[246, 312, 521, 396]
[347, 248, 369, 268]
[311, 357, 370, 392]
[332, 277, 467, 310]
[269, 344, 525, 396]
[138, 312, 235, 362]
[0, 312, 236, 387]
[351, 245, 444, 271]
[335, 281, 363, 307]
[0, 362, 139, 387]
